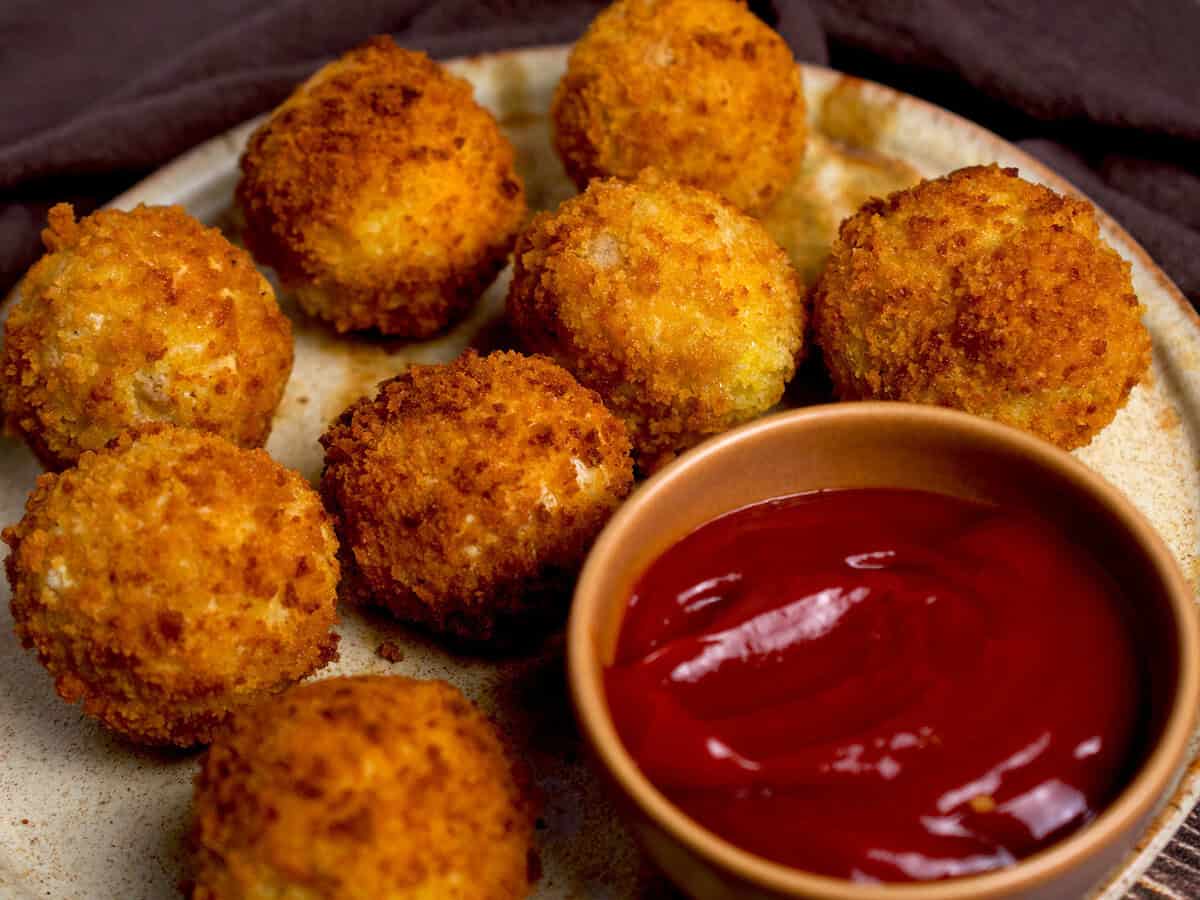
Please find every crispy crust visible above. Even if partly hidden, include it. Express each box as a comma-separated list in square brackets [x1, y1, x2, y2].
[2, 426, 340, 746]
[319, 350, 633, 642]
[1, 203, 293, 471]
[189, 675, 538, 900]
[237, 36, 526, 336]
[812, 165, 1152, 449]
[551, 0, 806, 213]
[507, 171, 805, 470]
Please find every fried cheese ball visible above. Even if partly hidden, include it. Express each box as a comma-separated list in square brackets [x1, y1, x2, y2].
[320, 351, 633, 642]
[1, 203, 292, 471]
[552, 0, 806, 213]
[507, 172, 805, 470]
[812, 165, 1152, 449]
[237, 36, 526, 337]
[190, 675, 537, 900]
[3, 426, 340, 746]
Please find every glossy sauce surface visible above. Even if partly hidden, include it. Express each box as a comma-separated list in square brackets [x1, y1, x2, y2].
[604, 489, 1142, 882]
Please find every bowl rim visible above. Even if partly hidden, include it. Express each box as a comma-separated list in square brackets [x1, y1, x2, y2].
[567, 402, 1200, 898]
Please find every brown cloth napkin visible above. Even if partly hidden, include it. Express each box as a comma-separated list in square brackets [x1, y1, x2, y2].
[1, 0, 1197, 309]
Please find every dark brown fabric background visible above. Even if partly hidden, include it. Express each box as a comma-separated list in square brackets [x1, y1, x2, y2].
[1, 1, 1198, 308]
[1, 2, 1198, 894]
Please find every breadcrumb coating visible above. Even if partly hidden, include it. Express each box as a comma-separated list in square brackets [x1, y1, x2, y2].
[812, 165, 1152, 449]
[507, 172, 804, 470]
[320, 351, 633, 642]
[237, 36, 526, 336]
[190, 675, 537, 900]
[552, 0, 806, 213]
[1, 203, 293, 471]
[3, 426, 339, 746]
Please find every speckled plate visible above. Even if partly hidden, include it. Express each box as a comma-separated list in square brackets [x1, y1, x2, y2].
[1, 45, 1198, 900]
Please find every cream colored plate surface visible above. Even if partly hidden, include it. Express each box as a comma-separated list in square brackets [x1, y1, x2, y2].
[1, 45, 1198, 899]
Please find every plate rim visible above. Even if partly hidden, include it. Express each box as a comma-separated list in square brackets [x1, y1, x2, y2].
[7, 41, 1192, 900]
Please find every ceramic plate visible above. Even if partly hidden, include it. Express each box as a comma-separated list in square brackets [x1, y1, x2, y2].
[1, 45, 1197, 899]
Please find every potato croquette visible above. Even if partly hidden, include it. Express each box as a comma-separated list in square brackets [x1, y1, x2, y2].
[237, 36, 526, 337]
[320, 351, 633, 642]
[812, 165, 1152, 449]
[507, 172, 804, 470]
[190, 675, 537, 900]
[552, 0, 806, 213]
[3, 426, 339, 746]
[0, 203, 292, 470]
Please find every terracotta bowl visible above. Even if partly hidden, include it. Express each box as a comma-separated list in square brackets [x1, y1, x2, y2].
[567, 403, 1199, 899]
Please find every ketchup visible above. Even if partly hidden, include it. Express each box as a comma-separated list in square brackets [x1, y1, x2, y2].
[604, 488, 1142, 883]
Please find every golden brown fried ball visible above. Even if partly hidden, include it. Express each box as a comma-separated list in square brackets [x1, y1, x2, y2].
[3, 426, 339, 746]
[320, 350, 633, 642]
[507, 172, 804, 470]
[0, 203, 293, 471]
[552, 0, 806, 213]
[237, 36, 526, 337]
[190, 675, 537, 900]
[812, 165, 1152, 449]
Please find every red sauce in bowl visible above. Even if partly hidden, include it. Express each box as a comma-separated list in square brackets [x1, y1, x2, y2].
[604, 488, 1142, 883]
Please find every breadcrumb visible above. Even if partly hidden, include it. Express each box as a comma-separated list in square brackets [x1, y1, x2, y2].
[375, 640, 405, 663]
[552, 0, 806, 213]
[320, 351, 633, 642]
[812, 165, 1152, 449]
[3, 426, 339, 746]
[1, 203, 292, 470]
[237, 36, 526, 336]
